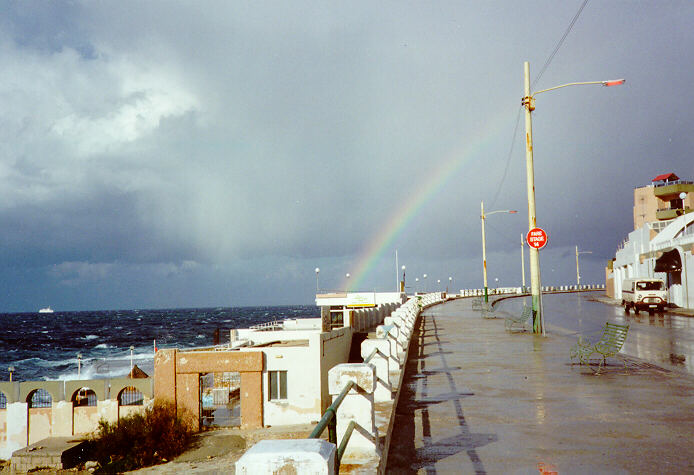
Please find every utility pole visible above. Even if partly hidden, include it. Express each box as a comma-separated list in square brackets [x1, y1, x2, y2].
[522, 61, 544, 335]
[481, 201, 489, 302]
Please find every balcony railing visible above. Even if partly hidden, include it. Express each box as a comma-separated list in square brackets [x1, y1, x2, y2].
[653, 179, 693, 187]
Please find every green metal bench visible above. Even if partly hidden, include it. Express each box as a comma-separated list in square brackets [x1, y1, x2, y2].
[505, 305, 532, 332]
[570, 322, 629, 373]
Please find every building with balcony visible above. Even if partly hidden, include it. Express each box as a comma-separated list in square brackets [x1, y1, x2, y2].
[607, 173, 694, 309]
[633, 173, 694, 229]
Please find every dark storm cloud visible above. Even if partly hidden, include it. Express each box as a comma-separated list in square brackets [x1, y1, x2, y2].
[0, 1, 692, 310]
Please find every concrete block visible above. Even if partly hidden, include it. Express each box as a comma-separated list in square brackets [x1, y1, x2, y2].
[328, 364, 375, 395]
[236, 439, 335, 474]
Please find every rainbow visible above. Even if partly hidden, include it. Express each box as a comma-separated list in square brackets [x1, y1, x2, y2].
[344, 110, 515, 291]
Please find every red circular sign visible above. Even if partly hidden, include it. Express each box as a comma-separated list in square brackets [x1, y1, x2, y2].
[526, 227, 548, 250]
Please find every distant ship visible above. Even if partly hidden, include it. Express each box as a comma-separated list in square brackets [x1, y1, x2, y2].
[38, 307, 54, 313]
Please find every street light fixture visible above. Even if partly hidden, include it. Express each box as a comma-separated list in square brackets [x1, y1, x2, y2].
[130, 345, 135, 374]
[415, 277, 419, 293]
[401, 265, 406, 292]
[77, 353, 82, 378]
[448, 276, 453, 293]
[522, 61, 624, 335]
[315, 267, 320, 292]
[8, 366, 14, 382]
[576, 246, 593, 287]
[481, 200, 517, 302]
[423, 274, 427, 293]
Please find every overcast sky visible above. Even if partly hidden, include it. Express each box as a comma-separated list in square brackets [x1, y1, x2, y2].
[0, 1, 692, 312]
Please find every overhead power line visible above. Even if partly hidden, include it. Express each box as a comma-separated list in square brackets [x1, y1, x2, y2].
[532, 0, 590, 90]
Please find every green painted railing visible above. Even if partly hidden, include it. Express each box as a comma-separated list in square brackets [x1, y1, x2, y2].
[308, 379, 356, 468]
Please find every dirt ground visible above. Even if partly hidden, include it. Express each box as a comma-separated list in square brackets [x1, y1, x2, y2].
[128, 423, 319, 474]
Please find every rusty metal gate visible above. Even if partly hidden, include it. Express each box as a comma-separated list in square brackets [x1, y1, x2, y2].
[199, 372, 241, 428]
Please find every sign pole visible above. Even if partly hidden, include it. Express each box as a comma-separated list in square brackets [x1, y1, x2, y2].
[523, 61, 544, 334]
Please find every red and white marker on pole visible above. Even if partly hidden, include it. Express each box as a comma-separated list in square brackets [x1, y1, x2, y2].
[526, 227, 548, 250]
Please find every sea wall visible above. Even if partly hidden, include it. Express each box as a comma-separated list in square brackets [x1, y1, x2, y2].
[0, 378, 152, 459]
[236, 292, 448, 474]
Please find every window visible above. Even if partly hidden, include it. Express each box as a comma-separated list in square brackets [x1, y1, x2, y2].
[28, 389, 52, 408]
[118, 386, 144, 406]
[268, 370, 287, 401]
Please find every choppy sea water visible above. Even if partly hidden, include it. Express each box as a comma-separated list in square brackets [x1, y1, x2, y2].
[0, 306, 319, 382]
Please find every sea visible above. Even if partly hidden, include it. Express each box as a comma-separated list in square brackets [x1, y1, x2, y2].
[0, 306, 319, 382]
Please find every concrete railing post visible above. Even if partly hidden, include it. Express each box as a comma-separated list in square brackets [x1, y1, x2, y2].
[376, 325, 403, 367]
[328, 363, 380, 462]
[361, 339, 392, 402]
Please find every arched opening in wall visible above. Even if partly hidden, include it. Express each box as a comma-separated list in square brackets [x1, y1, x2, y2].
[72, 388, 98, 435]
[118, 386, 144, 420]
[656, 249, 683, 307]
[27, 389, 53, 444]
[200, 372, 241, 428]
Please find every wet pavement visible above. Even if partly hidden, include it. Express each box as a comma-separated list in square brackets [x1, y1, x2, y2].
[387, 296, 694, 474]
[496, 291, 694, 376]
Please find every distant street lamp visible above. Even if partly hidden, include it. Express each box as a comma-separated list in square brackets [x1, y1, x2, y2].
[130, 346, 135, 374]
[481, 200, 517, 302]
[77, 353, 82, 378]
[315, 267, 320, 292]
[576, 246, 593, 287]
[423, 274, 428, 293]
[8, 366, 14, 382]
[495, 277, 499, 290]
[448, 276, 453, 293]
[522, 61, 624, 335]
[415, 277, 419, 293]
[401, 265, 406, 292]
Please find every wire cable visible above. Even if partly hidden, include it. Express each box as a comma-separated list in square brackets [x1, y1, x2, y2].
[532, 0, 590, 90]
[490, 106, 523, 210]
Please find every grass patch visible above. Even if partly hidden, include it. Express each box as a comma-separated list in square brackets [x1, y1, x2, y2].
[91, 401, 194, 473]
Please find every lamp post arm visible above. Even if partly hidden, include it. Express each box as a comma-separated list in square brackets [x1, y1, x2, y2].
[484, 209, 517, 217]
[532, 79, 625, 97]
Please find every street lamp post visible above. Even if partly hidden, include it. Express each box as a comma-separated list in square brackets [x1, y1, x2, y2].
[423, 274, 427, 293]
[315, 267, 320, 293]
[576, 246, 593, 287]
[130, 345, 135, 374]
[415, 277, 419, 293]
[77, 353, 82, 378]
[481, 200, 517, 302]
[8, 366, 14, 382]
[448, 276, 452, 293]
[522, 61, 624, 335]
[401, 265, 406, 292]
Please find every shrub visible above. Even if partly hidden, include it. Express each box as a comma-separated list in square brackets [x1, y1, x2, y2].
[91, 401, 194, 473]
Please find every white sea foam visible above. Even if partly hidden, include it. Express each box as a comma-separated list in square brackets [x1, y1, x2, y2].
[93, 343, 113, 349]
[83, 335, 100, 340]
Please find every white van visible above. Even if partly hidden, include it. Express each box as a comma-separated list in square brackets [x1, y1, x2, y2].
[621, 278, 667, 314]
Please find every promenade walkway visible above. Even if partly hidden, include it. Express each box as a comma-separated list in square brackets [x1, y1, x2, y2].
[387, 297, 694, 474]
